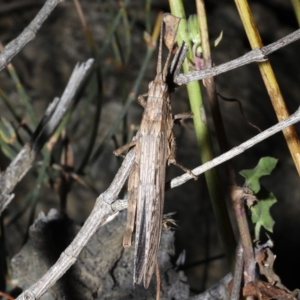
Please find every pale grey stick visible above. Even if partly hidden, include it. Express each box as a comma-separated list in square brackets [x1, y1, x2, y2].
[174, 28, 300, 85]
[31, 58, 94, 150]
[170, 106, 300, 188]
[0, 0, 64, 72]
[16, 149, 135, 300]
[0, 59, 94, 214]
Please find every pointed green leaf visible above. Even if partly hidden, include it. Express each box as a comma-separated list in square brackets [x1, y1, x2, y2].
[239, 157, 278, 193]
[213, 31, 223, 48]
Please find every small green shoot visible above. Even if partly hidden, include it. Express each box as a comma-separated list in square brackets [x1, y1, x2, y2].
[240, 157, 278, 240]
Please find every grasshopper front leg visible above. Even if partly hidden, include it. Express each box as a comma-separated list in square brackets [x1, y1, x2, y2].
[173, 112, 193, 122]
[113, 140, 137, 156]
[138, 93, 148, 108]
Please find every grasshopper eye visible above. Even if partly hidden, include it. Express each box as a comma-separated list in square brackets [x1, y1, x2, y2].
[161, 83, 167, 91]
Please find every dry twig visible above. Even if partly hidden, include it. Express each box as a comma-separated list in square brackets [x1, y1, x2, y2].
[0, 0, 64, 72]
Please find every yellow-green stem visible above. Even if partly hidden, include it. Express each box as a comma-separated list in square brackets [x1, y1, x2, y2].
[291, 0, 300, 26]
[169, 0, 236, 268]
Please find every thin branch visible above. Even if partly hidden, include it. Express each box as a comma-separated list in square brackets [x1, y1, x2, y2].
[0, 0, 64, 72]
[170, 106, 300, 188]
[16, 149, 135, 300]
[174, 28, 300, 85]
[0, 59, 94, 214]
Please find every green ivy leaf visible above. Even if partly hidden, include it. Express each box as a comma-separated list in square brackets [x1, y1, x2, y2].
[251, 188, 277, 240]
[239, 157, 278, 193]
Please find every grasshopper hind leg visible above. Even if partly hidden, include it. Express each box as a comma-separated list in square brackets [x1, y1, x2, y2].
[123, 163, 139, 248]
[168, 131, 197, 179]
[134, 205, 147, 285]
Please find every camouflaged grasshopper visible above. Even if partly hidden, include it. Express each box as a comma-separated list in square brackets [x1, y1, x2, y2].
[114, 15, 195, 288]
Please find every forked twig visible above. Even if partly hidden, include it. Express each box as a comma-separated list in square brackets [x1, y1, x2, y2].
[0, 0, 64, 72]
[174, 28, 300, 85]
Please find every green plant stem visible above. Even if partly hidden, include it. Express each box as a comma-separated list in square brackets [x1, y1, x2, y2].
[98, 0, 130, 60]
[145, 0, 152, 34]
[72, 0, 104, 175]
[195, 0, 238, 270]
[169, 0, 236, 268]
[111, 33, 124, 66]
[0, 89, 32, 137]
[120, 4, 131, 64]
[6, 64, 38, 126]
[195, 1, 229, 154]
[24, 147, 51, 243]
[76, 76, 102, 174]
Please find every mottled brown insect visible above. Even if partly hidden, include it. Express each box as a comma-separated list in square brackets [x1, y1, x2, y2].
[114, 15, 194, 288]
